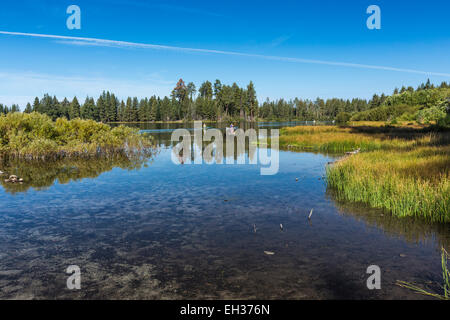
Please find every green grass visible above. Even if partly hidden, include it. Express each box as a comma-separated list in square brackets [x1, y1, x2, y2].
[326, 146, 449, 223]
[0, 112, 154, 160]
[397, 247, 449, 300]
[281, 123, 450, 223]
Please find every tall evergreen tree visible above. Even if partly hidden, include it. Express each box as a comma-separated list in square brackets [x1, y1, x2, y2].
[247, 81, 257, 121]
[24, 103, 33, 113]
[32, 97, 40, 112]
[69, 97, 81, 119]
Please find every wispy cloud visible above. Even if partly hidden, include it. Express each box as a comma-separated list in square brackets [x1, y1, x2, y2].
[270, 35, 292, 47]
[1, 30, 450, 77]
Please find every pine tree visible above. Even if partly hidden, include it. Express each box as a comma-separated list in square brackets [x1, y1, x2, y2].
[97, 92, 107, 122]
[247, 81, 257, 121]
[10, 104, 20, 113]
[148, 96, 157, 121]
[131, 97, 139, 122]
[69, 97, 81, 119]
[199, 81, 213, 99]
[118, 100, 126, 122]
[138, 99, 148, 122]
[32, 97, 40, 112]
[124, 97, 133, 122]
[24, 103, 33, 113]
[106, 92, 117, 122]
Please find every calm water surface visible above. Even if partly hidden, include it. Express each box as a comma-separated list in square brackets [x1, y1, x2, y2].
[0, 122, 448, 299]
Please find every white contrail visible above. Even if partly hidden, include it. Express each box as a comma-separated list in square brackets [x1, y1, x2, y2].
[1, 30, 449, 77]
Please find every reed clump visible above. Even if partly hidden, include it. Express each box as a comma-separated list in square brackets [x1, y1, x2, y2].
[327, 145, 449, 223]
[0, 112, 154, 160]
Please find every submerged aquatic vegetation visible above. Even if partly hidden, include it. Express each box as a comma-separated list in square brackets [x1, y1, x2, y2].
[281, 124, 450, 222]
[0, 112, 154, 160]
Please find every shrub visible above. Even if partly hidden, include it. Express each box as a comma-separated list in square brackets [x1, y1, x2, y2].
[335, 112, 351, 125]
[351, 104, 422, 121]
[0, 112, 153, 159]
[416, 106, 446, 124]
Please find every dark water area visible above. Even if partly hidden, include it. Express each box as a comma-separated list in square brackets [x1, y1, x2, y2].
[0, 122, 448, 299]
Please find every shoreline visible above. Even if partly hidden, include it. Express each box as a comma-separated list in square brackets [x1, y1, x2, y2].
[280, 124, 449, 223]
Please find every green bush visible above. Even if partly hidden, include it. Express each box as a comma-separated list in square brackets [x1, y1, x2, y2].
[351, 104, 422, 121]
[385, 88, 450, 108]
[335, 112, 351, 125]
[416, 106, 446, 124]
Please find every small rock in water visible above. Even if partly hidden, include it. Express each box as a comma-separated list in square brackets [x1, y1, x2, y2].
[264, 251, 275, 255]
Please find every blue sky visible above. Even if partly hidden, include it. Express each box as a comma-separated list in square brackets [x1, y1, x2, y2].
[0, 0, 449, 107]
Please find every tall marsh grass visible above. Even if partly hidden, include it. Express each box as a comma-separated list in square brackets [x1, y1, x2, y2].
[327, 146, 449, 223]
[281, 124, 450, 222]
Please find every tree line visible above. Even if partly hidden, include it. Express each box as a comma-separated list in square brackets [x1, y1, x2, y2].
[2, 79, 449, 122]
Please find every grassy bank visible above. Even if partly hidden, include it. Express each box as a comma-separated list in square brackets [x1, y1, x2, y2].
[0, 112, 153, 160]
[280, 123, 450, 223]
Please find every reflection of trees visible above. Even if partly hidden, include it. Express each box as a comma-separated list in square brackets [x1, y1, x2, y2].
[330, 194, 450, 250]
[0, 152, 157, 194]
[119, 121, 261, 148]
[172, 131, 260, 164]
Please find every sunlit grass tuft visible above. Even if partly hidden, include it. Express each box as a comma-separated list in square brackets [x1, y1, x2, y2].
[326, 146, 449, 223]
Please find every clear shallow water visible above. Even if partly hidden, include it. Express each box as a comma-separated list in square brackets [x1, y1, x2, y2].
[0, 123, 448, 299]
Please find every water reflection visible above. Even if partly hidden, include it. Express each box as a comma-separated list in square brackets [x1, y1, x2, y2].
[0, 153, 156, 194]
[114, 121, 332, 147]
[331, 197, 450, 250]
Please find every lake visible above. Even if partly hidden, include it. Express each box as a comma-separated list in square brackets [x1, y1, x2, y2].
[0, 122, 448, 299]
